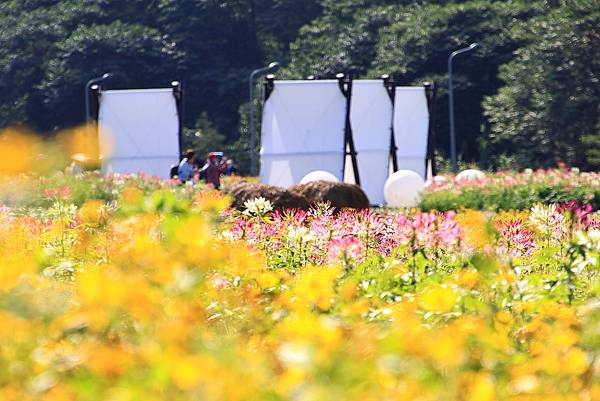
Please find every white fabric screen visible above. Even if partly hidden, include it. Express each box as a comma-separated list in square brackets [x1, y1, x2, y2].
[350, 80, 393, 205]
[393, 87, 429, 179]
[98, 88, 180, 178]
[260, 80, 347, 187]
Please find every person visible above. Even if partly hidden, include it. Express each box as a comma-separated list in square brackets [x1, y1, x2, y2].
[177, 149, 196, 184]
[169, 161, 179, 179]
[200, 151, 227, 189]
[225, 159, 238, 176]
[66, 153, 88, 175]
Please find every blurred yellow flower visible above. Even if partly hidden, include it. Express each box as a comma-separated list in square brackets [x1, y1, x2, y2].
[85, 343, 133, 378]
[562, 348, 588, 376]
[461, 372, 496, 401]
[78, 200, 107, 225]
[419, 284, 458, 313]
[456, 268, 480, 289]
[456, 209, 491, 249]
[0, 128, 41, 175]
[55, 124, 104, 167]
[121, 186, 144, 204]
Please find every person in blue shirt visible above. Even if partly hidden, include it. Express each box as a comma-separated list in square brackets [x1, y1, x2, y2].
[177, 149, 196, 183]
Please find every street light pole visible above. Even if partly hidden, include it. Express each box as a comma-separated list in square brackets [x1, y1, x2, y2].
[448, 43, 478, 173]
[249, 62, 280, 176]
[85, 73, 112, 122]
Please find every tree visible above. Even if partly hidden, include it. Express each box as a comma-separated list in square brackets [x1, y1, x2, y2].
[285, 0, 550, 165]
[285, 5, 395, 78]
[159, 0, 321, 138]
[0, 0, 104, 131]
[40, 21, 183, 131]
[182, 112, 226, 162]
[484, 1, 600, 169]
[369, 0, 549, 165]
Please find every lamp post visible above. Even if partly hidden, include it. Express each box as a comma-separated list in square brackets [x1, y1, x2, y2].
[448, 43, 478, 173]
[249, 62, 280, 176]
[85, 73, 112, 122]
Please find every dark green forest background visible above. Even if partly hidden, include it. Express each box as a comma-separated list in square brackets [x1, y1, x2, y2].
[1, 0, 599, 173]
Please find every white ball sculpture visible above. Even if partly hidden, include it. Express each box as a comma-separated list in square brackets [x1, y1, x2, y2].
[384, 170, 425, 208]
[300, 170, 339, 184]
[455, 169, 485, 182]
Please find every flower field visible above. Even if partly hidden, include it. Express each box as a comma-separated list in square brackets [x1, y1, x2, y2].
[2, 171, 600, 401]
[419, 168, 600, 212]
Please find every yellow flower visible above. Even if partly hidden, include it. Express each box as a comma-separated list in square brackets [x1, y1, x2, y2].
[456, 209, 491, 248]
[77, 267, 127, 308]
[277, 368, 306, 395]
[85, 343, 133, 378]
[78, 200, 107, 225]
[548, 329, 578, 350]
[590, 384, 600, 401]
[293, 266, 341, 311]
[56, 124, 102, 167]
[456, 268, 480, 289]
[194, 190, 231, 213]
[0, 256, 34, 291]
[495, 310, 512, 324]
[462, 372, 496, 401]
[339, 281, 358, 301]
[562, 348, 588, 376]
[256, 271, 281, 289]
[0, 128, 41, 175]
[169, 354, 214, 390]
[121, 186, 144, 204]
[0, 386, 30, 401]
[427, 327, 465, 368]
[419, 284, 458, 313]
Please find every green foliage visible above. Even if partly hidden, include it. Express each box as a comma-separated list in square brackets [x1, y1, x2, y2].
[43, 21, 182, 130]
[483, 1, 600, 169]
[581, 117, 600, 168]
[285, 0, 550, 165]
[1, 0, 599, 173]
[183, 113, 227, 161]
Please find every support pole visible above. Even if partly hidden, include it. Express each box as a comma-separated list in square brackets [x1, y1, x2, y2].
[337, 73, 360, 186]
[448, 56, 457, 173]
[382, 74, 398, 173]
[424, 81, 438, 178]
[171, 81, 184, 156]
[85, 73, 112, 123]
[90, 84, 101, 122]
[448, 43, 478, 173]
[249, 62, 279, 177]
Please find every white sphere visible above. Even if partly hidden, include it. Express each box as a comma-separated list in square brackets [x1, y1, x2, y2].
[455, 169, 485, 182]
[384, 170, 425, 208]
[300, 170, 339, 184]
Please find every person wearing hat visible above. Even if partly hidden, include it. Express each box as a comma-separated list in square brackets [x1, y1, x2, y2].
[66, 153, 89, 175]
[199, 151, 227, 189]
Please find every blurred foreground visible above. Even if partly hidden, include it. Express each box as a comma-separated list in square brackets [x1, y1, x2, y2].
[1, 169, 600, 400]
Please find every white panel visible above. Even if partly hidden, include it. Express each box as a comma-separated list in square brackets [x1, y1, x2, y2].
[260, 80, 347, 188]
[397, 157, 426, 178]
[98, 88, 180, 178]
[393, 87, 429, 179]
[350, 80, 393, 205]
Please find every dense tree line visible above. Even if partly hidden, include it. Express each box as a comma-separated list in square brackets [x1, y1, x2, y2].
[0, 0, 598, 171]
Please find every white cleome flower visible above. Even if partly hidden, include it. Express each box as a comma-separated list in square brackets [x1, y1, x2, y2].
[242, 197, 273, 217]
